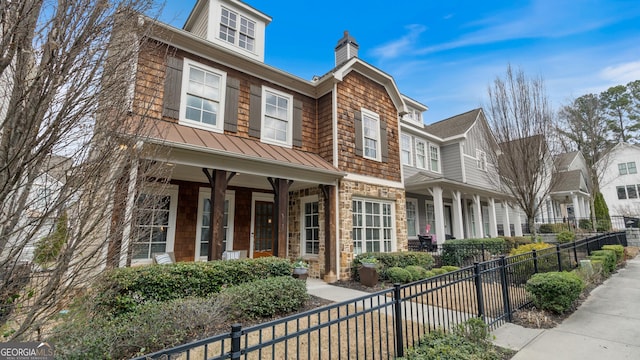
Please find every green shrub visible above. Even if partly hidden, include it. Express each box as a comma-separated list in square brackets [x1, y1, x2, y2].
[221, 276, 308, 320]
[500, 236, 533, 251]
[578, 219, 592, 230]
[351, 252, 434, 281]
[441, 238, 507, 267]
[431, 268, 447, 275]
[34, 213, 69, 266]
[386, 267, 412, 283]
[539, 223, 570, 234]
[602, 245, 624, 263]
[589, 250, 616, 274]
[509, 242, 552, 256]
[423, 270, 436, 278]
[92, 257, 292, 316]
[440, 265, 460, 272]
[556, 231, 575, 243]
[51, 296, 228, 360]
[405, 265, 429, 281]
[525, 272, 584, 313]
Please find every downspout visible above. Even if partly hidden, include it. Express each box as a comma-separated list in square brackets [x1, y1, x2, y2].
[333, 82, 340, 279]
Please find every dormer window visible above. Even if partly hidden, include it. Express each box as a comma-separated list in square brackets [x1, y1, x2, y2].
[404, 108, 423, 125]
[220, 7, 256, 52]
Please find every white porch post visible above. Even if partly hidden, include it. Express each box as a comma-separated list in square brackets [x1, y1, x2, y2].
[572, 193, 581, 218]
[514, 210, 523, 236]
[502, 202, 511, 236]
[473, 194, 483, 237]
[120, 160, 139, 268]
[451, 190, 464, 239]
[488, 198, 498, 238]
[433, 186, 446, 245]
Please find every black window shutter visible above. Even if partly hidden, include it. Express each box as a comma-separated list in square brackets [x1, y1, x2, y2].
[292, 98, 303, 147]
[380, 117, 388, 162]
[248, 84, 262, 138]
[163, 56, 183, 119]
[354, 110, 363, 157]
[224, 77, 239, 132]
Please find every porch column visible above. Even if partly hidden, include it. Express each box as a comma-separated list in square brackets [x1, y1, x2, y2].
[572, 193, 581, 219]
[488, 197, 498, 238]
[118, 161, 139, 268]
[203, 169, 236, 260]
[451, 191, 464, 239]
[321, 185, 337, 283]
[473, 194, 483, 237]
[502, 202, 511, 237]
[514, 210, 523, 236]
[433, 186, 445, 244]
[268, 177, 293, 258]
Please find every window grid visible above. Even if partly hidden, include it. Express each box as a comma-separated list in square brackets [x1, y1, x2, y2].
[425, 202, 435, 234]
[199, 199, 230, 257]
[185, 65, 221, 127]
[617, 184, 640, 200]
[133, 194, 171, 260]
[263, 89, 290, 144]
[219, 7, 255, 52]
[415, 140, 427, 169]
[430, 145, 439, 172]
[362, 111, 380, 160]
[401, 134, 412, 165]
[406, 199, 418, 237]
[476, 149, 487, 171]
[352, 199, 393, 255]
[303, 201, 320, 255]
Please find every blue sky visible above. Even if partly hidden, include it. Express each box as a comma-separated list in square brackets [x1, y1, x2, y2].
[161, 0, 640, 124]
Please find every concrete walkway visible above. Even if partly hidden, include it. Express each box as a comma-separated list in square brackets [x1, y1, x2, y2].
[307, 258, 640, 359]
[493, 257, 640, 359]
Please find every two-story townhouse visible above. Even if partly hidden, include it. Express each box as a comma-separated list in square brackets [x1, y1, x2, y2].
[104, 0, 409, 281]
[548, 151, 591, 224]
[598, 142, 640, 219]
[402, 108, 522, 244]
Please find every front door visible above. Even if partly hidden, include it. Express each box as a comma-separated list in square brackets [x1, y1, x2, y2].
[444, 205, 452, 238]
[252, 200, 274, 258]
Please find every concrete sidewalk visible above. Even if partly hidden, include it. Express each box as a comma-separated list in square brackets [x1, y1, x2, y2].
[493, 257, 640, 359]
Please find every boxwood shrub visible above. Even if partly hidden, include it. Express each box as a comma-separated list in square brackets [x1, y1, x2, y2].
[92, 257, 292, 316]
[525, 271, 584, 314]
[589, 250, 616, 274]
[601, 245, 624, 263]
[351, 252, 434, 281]
[386, 267, 413, 283]
[556, 230, 575, 243]
[441, 238, 508, 267]
[405, 265, 429, 281]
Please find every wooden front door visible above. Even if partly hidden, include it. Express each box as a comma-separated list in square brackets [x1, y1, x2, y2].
[253, 200, 274, 258]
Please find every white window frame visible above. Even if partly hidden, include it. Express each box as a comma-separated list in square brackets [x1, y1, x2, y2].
[404, 108, 423, 125]
[361, 108, 381, 161]
[219, 6, 256, 53]
[425, 201, 435, 234]
[430, 144, 440, 173]
[352, 198, 395, 255]
[406, 198, 419, 238]
[131, 184, 178, 265]
[180, 58, 227, 132]
[195, 189, 235, 261]
[261, 86, 293, 147]
[401, 134, 413, 166]
[628, 162, 637, 174]
[301, 195, 320, 257]
[415, 139, 427, 170]
[476, 149, 487, 171]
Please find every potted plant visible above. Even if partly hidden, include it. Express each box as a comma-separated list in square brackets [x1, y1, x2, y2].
[358, 255, 379, 287]
[359, 255, 378, 268]
[292, 259, 309, 280]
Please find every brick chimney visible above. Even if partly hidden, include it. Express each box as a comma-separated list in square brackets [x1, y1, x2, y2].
[335, 30, 359, 66]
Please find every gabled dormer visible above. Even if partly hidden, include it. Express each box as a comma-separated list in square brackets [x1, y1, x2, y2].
[183, 0, 271, 62]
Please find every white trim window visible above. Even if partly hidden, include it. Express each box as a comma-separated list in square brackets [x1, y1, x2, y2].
[352, 198, 394, 254]
[132, 185, 178, 264]
[262, 87, 293, 146]
[415, 139, 427, 169]
[430, 145, 440, 172]
[406, 198, 418, 237]
[180, 59, 226, 132]
[425, 201, 435, 234]
[219, 7, 256, 52]
[301, 196, 320, 256]
[404, 108, 423, 125]
[401, 134, 413, 166]
[362, 109, 381, 161]
[195, 189, 235, 261]
[476, 149, 487, 171]
[619, 162, 637, 175]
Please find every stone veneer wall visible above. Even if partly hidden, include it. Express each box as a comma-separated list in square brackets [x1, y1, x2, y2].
[337, 179, 407, 280]
[288, 187, 325, 279]
[626, 229, 640, 247]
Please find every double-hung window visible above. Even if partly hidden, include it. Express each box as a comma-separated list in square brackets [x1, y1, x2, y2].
[181, 59, 226, 131]
[401, 134, 412, 165]
[195, 189, 235, 261]
[132, 185, 178, 264]
[220, 7, 256, 52]
[415, 139, 427, 169]
[352, 199, 394, 254]
[619, 162, 637, 175]
[406, 199, 418, 237]
[301, 197, 320, 256]
[261, 87, 293, 146]
[476, 149, 487, 171]
[362, 109, 381, 161]
[430, 145, 440, 172]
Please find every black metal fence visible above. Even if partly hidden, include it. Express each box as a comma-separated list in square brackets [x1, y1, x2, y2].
[132, 232, 626, 360]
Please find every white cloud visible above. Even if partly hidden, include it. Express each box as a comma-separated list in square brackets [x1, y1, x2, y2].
[369, 24, 426, 60]
[600, 61, 640, 84]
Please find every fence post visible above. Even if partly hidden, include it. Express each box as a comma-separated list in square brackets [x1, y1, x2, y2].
[586, 238, 591, 256]
[572, 240, 578, 268]
[597, 235, 602, 250]
[532, 250, 539, 274]
[473, 263, 485, 319]
[231, 324, 242, 360]
[556, 244, 562, 272]
[393, 283, 404, 358]
[499, 256, 512, 322]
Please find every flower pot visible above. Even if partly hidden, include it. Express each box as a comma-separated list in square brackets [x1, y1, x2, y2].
[361, 262, 377, 268]
[293, 267, 308, 275]
[359, 266, 378, 287]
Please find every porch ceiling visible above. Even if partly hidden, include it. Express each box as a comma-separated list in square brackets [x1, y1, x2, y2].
[405, 171, 511, 200]
[136, 119, 345, 187]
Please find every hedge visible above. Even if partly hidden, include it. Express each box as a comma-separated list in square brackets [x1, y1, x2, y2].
[590, 249, 616, 274]
[386, 267, 413, 283]
[601, 245, 624, 263]
[556, 231, 575, 243]
[351, 252, 434, 281]
[405, 265, 430, 281]
[526, 271, 584, 314]
[92, 257, 292, 316]
[441, 238, 508, 267]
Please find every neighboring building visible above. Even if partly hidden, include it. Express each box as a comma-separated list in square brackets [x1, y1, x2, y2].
[598, 142, 640, 217]
[549, 151, 591, 224]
